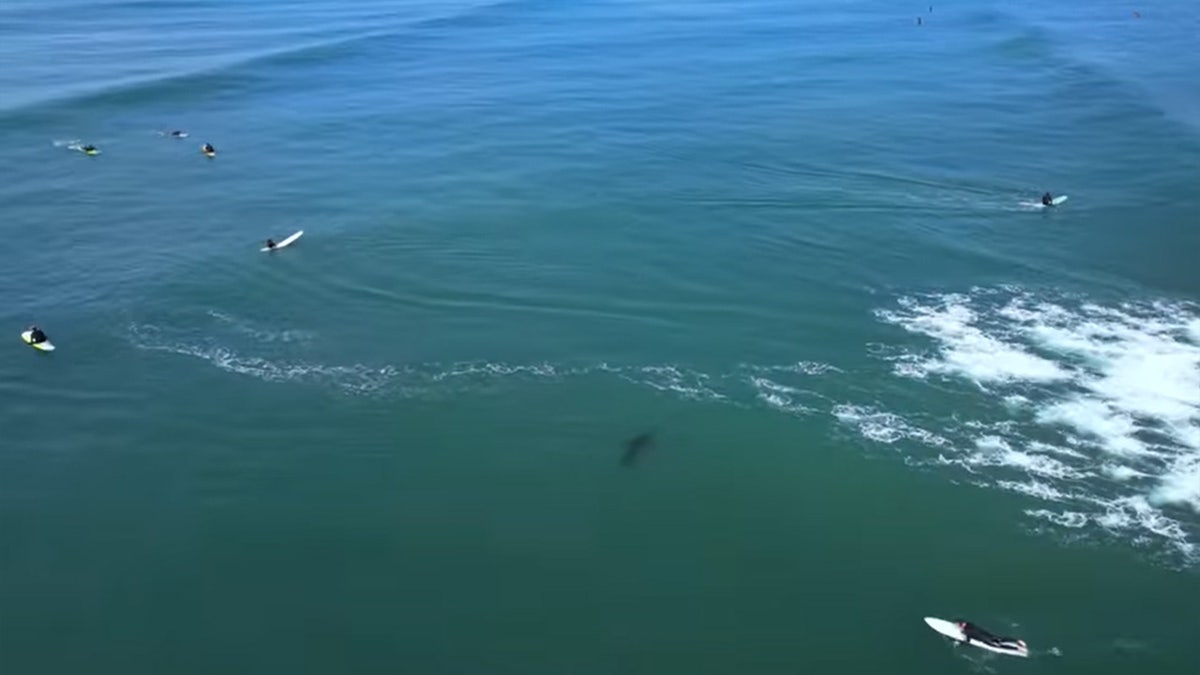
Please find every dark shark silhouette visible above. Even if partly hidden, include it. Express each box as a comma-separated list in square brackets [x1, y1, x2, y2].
[621, 431, 656, 467]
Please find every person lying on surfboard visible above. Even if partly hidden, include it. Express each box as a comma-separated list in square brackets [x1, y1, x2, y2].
[26, 325, 48, 345]
[202, 143, 216, 156]
[1041, 192, 1054, 206]
[265, 238, 276, 250]
[955, 620, 1025, 650]
[81, 144, 98, 154]
[170, 130, 186, 138]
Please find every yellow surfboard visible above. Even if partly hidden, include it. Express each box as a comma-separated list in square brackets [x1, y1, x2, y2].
[21, 331, 55, 352]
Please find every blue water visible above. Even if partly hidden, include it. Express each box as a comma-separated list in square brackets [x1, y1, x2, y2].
[2, 1, 1199, 673]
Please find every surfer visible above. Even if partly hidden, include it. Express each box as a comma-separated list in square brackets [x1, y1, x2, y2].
[170, 130, 186, 138]
[202, 143, 216, 156]
[81, 144, 97, 155]
[955, 620, 1023, 650]
[1041, 192, 1054, 206]
[26, 325, 48, 345]
[265, 238, 276, 250]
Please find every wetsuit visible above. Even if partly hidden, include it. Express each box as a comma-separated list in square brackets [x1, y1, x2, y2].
[960, 622, 1021, 649]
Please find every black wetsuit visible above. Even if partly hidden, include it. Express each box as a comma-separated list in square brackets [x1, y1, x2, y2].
[960, 622, 1020, 649]
[1041, 193, 1054, 206]
[29, 329, 47, 344]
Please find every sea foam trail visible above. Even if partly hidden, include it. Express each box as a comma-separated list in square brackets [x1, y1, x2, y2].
[125, 288, 1200, 566]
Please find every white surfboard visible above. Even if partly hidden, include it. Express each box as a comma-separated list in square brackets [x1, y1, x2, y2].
[261, 230, 303, 252]
[21, 331, 56, 352]
[924, 617, 1028, 658]
[68, 143, 100, 156]
[1023, 195, 1068, 209]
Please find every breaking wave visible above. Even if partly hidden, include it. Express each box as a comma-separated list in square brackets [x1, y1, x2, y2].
[870, 288, 1200, 564]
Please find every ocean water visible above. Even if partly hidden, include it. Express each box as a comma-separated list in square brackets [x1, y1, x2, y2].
[2, 0, 1199, 672]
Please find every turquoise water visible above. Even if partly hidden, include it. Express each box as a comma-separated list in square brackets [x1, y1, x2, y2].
[2, 0, 1199, 672]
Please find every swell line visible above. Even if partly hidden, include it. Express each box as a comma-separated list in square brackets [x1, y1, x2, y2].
[0, 0, 546, 120]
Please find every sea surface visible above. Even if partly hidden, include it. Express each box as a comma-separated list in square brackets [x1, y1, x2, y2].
[2, 0, 1199, 673]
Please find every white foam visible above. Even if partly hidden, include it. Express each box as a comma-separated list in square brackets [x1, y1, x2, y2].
[999, 479, 1067, 502]
[1099, 496, 1193, 553]
[877, 297, 1069, 384]
[144, 341, 400, 395]
[961, 436, 1086, 481]
[742, 361, 840, 376]
[974, 435, 1011, 453]
[430, 361, 561, 381]
[1029, 441, 1088, 461]
[1004, 394, 1031, 409]
[1025, 509, 1089, 528]
[1188, 319, 1200, 344]
[128, 323, 570, 397]
[1152, 454, 1200, 513]
[131, 319, 840, 410]
[874, 290, 1200, 564]
[750, 377, 815, 415]
[1006, 451, 1083, 480]
[1035, 398, 1147, 456]
[1103, 464, 1148, 481]
[1022, 298, 1200, 454]
[777, 361, 840, 375]
[833, 404, 949, 447]
[620, 365, 725, 401]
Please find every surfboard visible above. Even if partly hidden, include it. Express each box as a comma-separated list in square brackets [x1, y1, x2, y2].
[21, 331, 56, 352]
[261, 230, 303, 252]
[924, 617, 1028, 658]
[1023, 195, 1068, 209]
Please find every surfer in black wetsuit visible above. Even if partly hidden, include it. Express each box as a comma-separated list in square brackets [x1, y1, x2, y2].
[27, 325, 48, 344]
[202, 143, 216, 155]
[955, 620, 1023, 650]
[265, 239, 276, 249]
[1041, 192, 1054, 206]
[170, 130, 186, 138]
